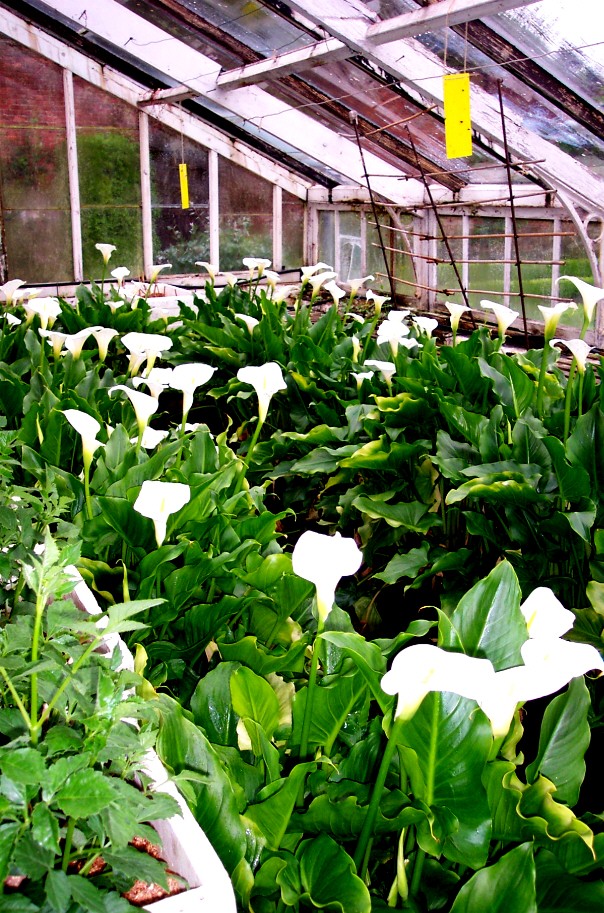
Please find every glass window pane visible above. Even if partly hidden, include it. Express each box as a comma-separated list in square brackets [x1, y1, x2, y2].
[318, 211, 335, 270]
[81, 208, 143, 279]
[219, 158, 272, 269]
[339, 211, 362, 281]
[559, 225, 594, 329]
[509, 220, 553, 321]
[468, 218, 505, 308]
[282, 191, 304, 268]
[375, 215, 416, 300]
[149, 122, 210, 272]
[436, 216, 464, 301]
[0, 128, 69, 209]
[4, 210, 73, 282]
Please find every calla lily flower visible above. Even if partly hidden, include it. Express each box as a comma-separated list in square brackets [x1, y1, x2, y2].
[243, 257, 271, 279]
[0, 279, 25, 305]
[63, 328, 97, 359]
[236, 314, 259, 334]
[323, 279, 347, 304]
[63, 409, 103, 466]
[351, 335, 361, 363]
[3, 312, 21, 327]
[538, 301, 577, 342]
[121, 331, 173, 376]
[366, 289, 390, 316]
[111, 266, 130, 287]
[446, 302, 470, 342]
[377, 318, 410, 358]
[223, 272, 238, 288]
[95, 243, 116, 264]
[195, 261, 218, 281]
[263, 270, 280, 290]
[237, 362, 287, 424]
[550, 337, 592, 374]
[365, 359, 396, 385]
[352, 371, 373, 390]
[520, 586, 575, 640]
[39, 329, 68, 359]
[308, 272, 337, 296]
[23, 297, 62, 330]
[348, 275, 374, 295]
[412, 315, 438, 337]
[13, 288, 41, 303]
[133, 480, 191, 547]
[109, 385, 159, 440]
[557, 275, 604, 327]
[481, 300, 519, 339]
[148, 263, 172, 283]
[131, 427, 170, 450]
[300, 262, 333, 282]
[348, 313, 365, 325]
[90, 326, 119, 363]
[292, 530, 363, 623]
[169, 362, 216, 424]
[272, 285, 295, 305]
[382, 644, 495, 722]
[133, 366, 174, 399]
[386, 310, 411, 324]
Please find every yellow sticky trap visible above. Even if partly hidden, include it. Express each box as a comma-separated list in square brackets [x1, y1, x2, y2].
[179, 163, 190, 209]
[443, 73, 472, 159]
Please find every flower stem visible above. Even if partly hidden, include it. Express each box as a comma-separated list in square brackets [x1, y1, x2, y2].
[30, 587, 46, 745]
[354, 716, 404, 879]
[299, 631, 321, 762]
[536, 343, 550, 418]
[563, 358, 578, 443]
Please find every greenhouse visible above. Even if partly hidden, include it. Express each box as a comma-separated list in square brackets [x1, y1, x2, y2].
[1, 0, 604, 910]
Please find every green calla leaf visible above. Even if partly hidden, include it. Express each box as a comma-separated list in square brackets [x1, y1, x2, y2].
[450, 842, 537, 913]
[230, 666, 280, 740]
[374, 544, 430, 584]
[442, 560, 525, 670]
[352, 495, 440, 532]
[244, 762, 316, 851]
[297, 834, 371, 912]
[526, 680, 591, 807]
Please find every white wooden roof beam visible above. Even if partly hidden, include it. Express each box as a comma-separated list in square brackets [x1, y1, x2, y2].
[285, 0, 604, 213]
[365, 0, 543, 45]
[216, 37, 350, 89]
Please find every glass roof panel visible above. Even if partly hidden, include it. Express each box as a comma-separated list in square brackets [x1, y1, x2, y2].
[490, 0, 604, 105]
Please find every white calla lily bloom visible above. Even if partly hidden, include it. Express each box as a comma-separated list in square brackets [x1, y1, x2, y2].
[170, 362, 216, 423]
[95, 243, 116, 264]
[412, 315, 438, 337]
[0, 279, 25, 305]
[63, 409, 103, 466]
[23, 297, 62, 330]
[3, 312, 21, 327]
[365, 359, 396, 384]
[195, 261, 218, 281]
[366, 289, 390, 316]
[538, 301, 577, 341]
[121, 331, 173, 376]
[557, 275, 604, 326]
[382, 644, 496, 722]
[292, 530, 363, 623]
[90, 326, 119, 362]
[308, 271, 337, 295]
[130, 427, 170, 450]
[446, 302, 470, 337]
[109, 385, 159, 439]
[348, 275, 374, 295]
[550, 337, 592, 374]
[351, 335, 362, 362]
[300, 262, 333, 282]
[148, 263, 171, 283]
[520, 586, 575, 640]
[133, 480, 191, 547]
[352, 371, 373, 390]
[39, 329, 67, 359]
[243, 257, 271, 278]
[377, 318, 410, 358]
[223, 272, 238, 288]
[237, 362, 287, 423]
[323, 279, 347, 304]
[133, 366, 174, 399]
[236, 314, 259, 334]
[110, 266, 130, 287]
[63, 328, 98, 359]
[481, 300, 519, 338]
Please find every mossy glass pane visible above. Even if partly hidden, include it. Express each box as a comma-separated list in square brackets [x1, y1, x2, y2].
[282, 191, 304, 268]
[81, 208, 143, 280]
[4, 210, 72, 282]
[468, 218, 505, 308]
[0, 128, 69, 209]
[436, 217, 463, 301]
[559, 225, 593, 329]
[371, 214, 415, 299]
[219, 158, 272, 270]
[510, 220, 554, 322]
[318, 211, 335, 269]
[339, 211, 362, 281]
[149, 123, 210, 272]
